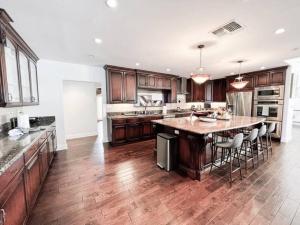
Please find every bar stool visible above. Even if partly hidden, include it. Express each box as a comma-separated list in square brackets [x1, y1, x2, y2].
[239, 128, 258, 173]
[210, 133, 244, 186]
[266, 122, 276, 159]
[256, 124, 266, 165]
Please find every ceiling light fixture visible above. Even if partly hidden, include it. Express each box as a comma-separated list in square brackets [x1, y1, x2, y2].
[230, 60, 248, 89]
[94, 38, 102, 44]
[106, 0, 118, 8]
[166, 68, 171, 72]
[275, 28, 285, 35]
[190, 45, 210, 84]
[260, 66, 266, 70]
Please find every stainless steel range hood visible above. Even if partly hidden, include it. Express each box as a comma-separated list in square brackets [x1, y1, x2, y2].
[179, 78, 189, 95]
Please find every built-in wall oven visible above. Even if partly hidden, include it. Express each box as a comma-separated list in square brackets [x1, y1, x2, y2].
[253, 85, 284, 138]
[254, 85, 284, 100]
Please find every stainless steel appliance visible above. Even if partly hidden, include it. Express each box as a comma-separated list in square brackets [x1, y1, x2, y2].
[157, 133, 177, 171]
[253, 85, 284, 138]
[253, 100, 283, 121]
[226, 91, 253, 116]
[254, 85, 284, 100]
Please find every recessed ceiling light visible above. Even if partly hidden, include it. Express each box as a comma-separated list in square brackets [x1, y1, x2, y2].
[135, 62, 140, 66]
[94, 38, 102, 44]
[260, 66, 266, 70]
[275, 28, 285, 35]
[230, 72, 235, 75]
[166, 68, 171, 72]
[106, 0, 118, 8]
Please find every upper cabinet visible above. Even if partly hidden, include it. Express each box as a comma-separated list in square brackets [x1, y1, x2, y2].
[226, 67, 287, 92]
[137, 71, 173, 90]
[0, 9, 39, 107]
[212, 78, 226, 102]
[105, 65, 137, 104]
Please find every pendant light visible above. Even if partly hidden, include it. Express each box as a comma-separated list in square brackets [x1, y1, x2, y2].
[191, 45, 210, 84]
[230, 60, 248, 89]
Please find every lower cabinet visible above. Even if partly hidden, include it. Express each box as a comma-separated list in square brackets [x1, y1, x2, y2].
[111, 116, 163, 146]
[25, 152, 41, 211]
[0, 127, 56, 225]
[0, 170, 27, 225]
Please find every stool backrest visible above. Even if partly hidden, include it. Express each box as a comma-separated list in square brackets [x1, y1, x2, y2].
[231, 133, 244, 149]
[248, 128, 259, 141]
[268, 122, 276, 133]
[258, 125, 267, 137]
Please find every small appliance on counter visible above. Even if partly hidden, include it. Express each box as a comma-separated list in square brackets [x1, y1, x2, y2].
[17, 112, 30, 133]
[162, 106, 167, 115]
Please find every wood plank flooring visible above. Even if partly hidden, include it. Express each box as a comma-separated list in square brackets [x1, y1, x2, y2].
[28, 128, 300, 225]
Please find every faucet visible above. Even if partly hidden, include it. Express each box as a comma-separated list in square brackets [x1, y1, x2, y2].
[144, 105, 148, 115]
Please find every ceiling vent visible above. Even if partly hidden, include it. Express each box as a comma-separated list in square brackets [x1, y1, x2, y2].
[212, 20, 243, 37]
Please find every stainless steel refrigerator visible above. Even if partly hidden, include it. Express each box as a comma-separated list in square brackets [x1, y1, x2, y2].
[226, 91, 253, 116]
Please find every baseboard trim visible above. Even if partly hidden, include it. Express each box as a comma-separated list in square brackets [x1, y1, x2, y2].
[66, 132, 98, 140]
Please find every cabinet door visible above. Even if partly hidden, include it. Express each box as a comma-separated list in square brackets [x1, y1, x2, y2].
[19, 51, 31, 103]
[123, 72, 137, 103]
[212, 79, 226, 102]
[142, 122, 152, 138]
[126, 124, 141, 141]
[25, 153, 40, 210]
[112, 125, 126, 145]
[0, 172, 27, 225]
[138, 74, 147, 87]
[269, 70, 284, 85]
[192, 82, 205, 102]
[3, 38, 21, 104]
[163, 78, 171, 89]
[148, 76, 156, 88]
[39, 142, 48, 182]
[155, 77, 163, 88]
[29, 61, 39, 103]
[108, 70, 123, 103]
[255, 72, 269, 86]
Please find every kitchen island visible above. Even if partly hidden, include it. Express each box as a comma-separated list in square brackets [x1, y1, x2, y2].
[152, 116, 265, 180]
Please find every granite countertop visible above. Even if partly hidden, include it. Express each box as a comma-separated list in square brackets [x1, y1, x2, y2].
[0, 122, 55, 176]
[107, 110, 215, 119]
[152, 116, 265, 135]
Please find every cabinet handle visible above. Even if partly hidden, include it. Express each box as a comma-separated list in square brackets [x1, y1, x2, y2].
[0, 209, 6, 225]
[27, 154, 38, 170]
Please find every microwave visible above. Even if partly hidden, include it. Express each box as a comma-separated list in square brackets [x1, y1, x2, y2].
[254, 85, 284, 100]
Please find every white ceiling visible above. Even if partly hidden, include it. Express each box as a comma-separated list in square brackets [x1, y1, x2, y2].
[1, 0, 300, 78]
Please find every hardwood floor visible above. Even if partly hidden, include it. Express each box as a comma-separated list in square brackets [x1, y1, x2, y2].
[28, 128, 300, 225]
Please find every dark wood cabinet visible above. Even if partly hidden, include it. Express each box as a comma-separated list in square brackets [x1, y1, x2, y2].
[255, 72, 269, 87]
[105, 66, 137, 104]
[123, 71, 137, 103]
[148, 76, 156, 88]
[110, 115, 163, 146]
[126, 118, 141, 142]
[0, 171, 27, 225]
[111, 118, 127, 145]
[0, 127, 56, 225]
[192, 81, 205, 102]
[0, 9, 39, 107]
[269, 70, 285, 85]
[138, 74, 147, 87]
[226, 67, 287, 92]
[25, 152, 40, 211]
[212, 78, 226, 102]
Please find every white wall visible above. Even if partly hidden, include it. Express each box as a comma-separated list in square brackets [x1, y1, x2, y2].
[0, 59, 108, 150]
[63, 81, 98, 139]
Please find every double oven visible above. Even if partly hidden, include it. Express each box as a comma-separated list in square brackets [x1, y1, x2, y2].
[253, 85, 284, 138]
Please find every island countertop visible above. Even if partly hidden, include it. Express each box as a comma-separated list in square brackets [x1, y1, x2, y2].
[152, 116, 266, 135]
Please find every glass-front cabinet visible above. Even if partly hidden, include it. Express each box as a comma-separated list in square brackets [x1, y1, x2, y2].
[0, 9, 39, 107]
[3, 38, 21, 104]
